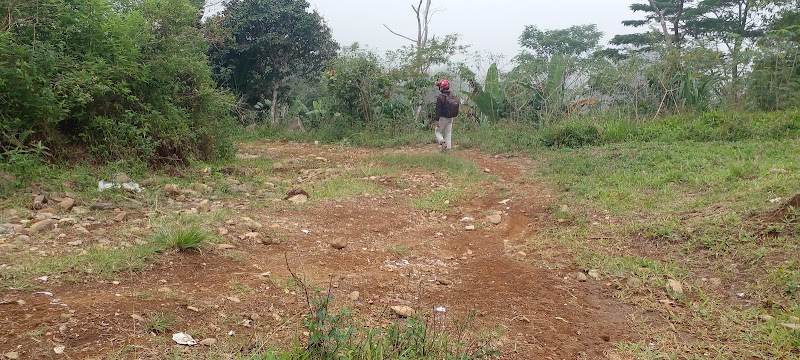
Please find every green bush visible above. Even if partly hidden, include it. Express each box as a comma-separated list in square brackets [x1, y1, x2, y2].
[0, 0, 235, 167]
[540, 120, 603, 148]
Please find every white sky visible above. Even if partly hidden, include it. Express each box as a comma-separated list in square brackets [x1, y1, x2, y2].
[206, 0, 643, 65]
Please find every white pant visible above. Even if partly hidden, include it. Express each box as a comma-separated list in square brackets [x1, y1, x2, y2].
[435, 117, 453, 149]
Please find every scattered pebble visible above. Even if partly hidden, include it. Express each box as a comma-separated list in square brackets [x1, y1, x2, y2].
[576, 272, 588, 282]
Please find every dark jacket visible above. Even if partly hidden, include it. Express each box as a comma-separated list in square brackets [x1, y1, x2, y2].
[434, 90, 452, 119]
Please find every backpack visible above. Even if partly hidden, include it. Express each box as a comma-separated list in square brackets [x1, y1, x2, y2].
[442, 93, 460, 118]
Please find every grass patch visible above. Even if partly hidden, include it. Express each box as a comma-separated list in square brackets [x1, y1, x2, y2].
[412, 187, 466, 212]
[377, 153, 492, 182]
[145, 313, 176, 334]
[312, 175, 385, 200]
[526, 136, 800, 358]
[0, 226, 212, 290]
[153, 227, 209, 252]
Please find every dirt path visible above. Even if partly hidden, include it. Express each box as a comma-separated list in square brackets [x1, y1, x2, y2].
[0, 143, 637, 359]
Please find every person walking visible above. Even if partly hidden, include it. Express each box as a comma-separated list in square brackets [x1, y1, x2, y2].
[434, 79, 459, 152]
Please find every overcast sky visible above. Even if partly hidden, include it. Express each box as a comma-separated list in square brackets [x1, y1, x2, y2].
[206, 0, 643, 65]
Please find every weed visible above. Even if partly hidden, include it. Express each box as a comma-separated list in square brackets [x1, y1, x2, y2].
[145, 313, 176, 334]
[412, 187, 466, 212]
[153, 227, 209, 252]
[312, 175, 385, 200]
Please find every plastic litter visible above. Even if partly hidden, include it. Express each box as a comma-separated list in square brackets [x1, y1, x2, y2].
[769, 197, 782, 203]
[435, 306, 446, 313]
[172, 332, 197, 346]
[98, 180, 142, 193]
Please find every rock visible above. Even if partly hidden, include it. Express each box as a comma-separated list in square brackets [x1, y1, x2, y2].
[487, 214, 502, 225]
[437, 278, 452, 286]
[4, 352, 19, 360]
[187, 306, 201, 312]
[114, 212, 128, 222]
[53, 345, 65, 355]
[246, 220, 263, 230]
[29, 219, 57, 234]
[164, 184, 181, 196]
[199, 200, 211, 212]
[464, 225, 476, 231]
[576, 272, 588, 282]
[217, 228, 229, 236]
[113, 172, 131, 183]
[32, 194, 46, 209]
[67, 240, 82, 246]
[349, 291, 360, 301]
[199, 338, 217, 346]
[666, 279, 684, 295]
[780, 323, 800, 330]
[759, 314, 774, 321]
[625, 277, 642, 288]
[216, 244, 236, 250]
[90, 202, 113, 210]
[272, 163, 287, 171]
[131, 314, 145, 322]
[288, 194, 308, 204]
[73, 227, 89, 234]
[330, 239, 347, 250]
[390, 305, 415, 318]
[16, 235, 30, 242]
[73, 206, 89, 215]
[226, 296, 241, 303]
[58, 198, 75, 211]
[260, 237, 275, 246]
[58, 218, 77, 226]
[588, 269, 601, 280]
[242, 232, 261, 240]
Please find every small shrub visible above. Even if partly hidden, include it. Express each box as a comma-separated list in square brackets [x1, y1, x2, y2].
[153, 227, 209, 252]
[145, 313, 175, 334]
[541, 121, 603, 148]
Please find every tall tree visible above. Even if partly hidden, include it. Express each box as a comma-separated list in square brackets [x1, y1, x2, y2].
[519, 24, 603, 58]
[687, 0, 768, 79]
[612, 0, 697, 50]
[211, 0, 338, 124]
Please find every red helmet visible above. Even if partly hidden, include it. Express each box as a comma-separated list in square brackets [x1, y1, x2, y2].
[436, 79, 450, 91]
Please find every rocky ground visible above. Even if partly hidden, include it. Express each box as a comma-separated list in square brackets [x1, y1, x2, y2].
[0, 142, 642, 359]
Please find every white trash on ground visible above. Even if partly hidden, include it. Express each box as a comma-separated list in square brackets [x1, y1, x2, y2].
[172, 332, 198, 346]
[98, 180, 142, 193]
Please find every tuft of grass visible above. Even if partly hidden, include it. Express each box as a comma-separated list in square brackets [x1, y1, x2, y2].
[312, 175, 385, 200]
[145, 313, 176, 334]
[377, 153, 493, 182]
[412, 187, 466, 212]
[153, 227, 209, 252]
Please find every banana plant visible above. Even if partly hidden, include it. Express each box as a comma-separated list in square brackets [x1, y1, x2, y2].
[466, 63, 506, 123]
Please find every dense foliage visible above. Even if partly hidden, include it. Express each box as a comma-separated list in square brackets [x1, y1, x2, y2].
[0, 0, 235, 166]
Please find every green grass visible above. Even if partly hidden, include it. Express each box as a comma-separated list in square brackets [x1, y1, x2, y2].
[152, 227, 209, 251]
[0, 226, 213, 290]
[145, 313, 176, 334]
[312, 175, 385, 200]
[412, 187, 466, 212]
[376, 153, 493, 182]
[525, 136, 800, 359]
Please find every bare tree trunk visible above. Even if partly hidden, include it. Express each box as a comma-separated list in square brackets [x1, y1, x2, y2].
[648, 0, 673, 47]
[385, 0, 434, 124]
[270, 82, 280, 126]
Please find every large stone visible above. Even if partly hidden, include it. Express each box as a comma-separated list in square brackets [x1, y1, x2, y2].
[288, 194, 308, 204]
[4, 352, 20, 359]
[666, 279, 684, 295]
[114, 212, 128, 222]
[487, 214, 502, 225]
[329, 239, 347, 250]
[164, 184, 181, 196]
[199, 200, 211, 212]
[58, 198, 75, 211]
[114, 172, 131, 183]
[29, 219, 57, 234]
[390, 305, 415, 318]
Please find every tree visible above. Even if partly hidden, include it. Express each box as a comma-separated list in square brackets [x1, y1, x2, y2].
[383, 0, 464, 124]
[612, 0, 697, 50]
[519, 24, 604, 58]
[211, 0, 338, 124]
[687, 0, 768, 79]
